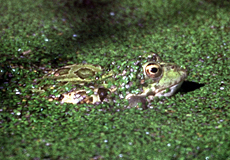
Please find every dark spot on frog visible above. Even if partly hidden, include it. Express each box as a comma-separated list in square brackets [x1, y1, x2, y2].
[75, 68, 95, 79]
[152, 54, 158, 61]
[145, 53, 162, 62]
[75, 91, 87, 96]
[58, 94, 65, 100]
[55, 68, 70, 76]
[98, 88, 109, 101]
[81, 96, 93, 104]
[74, 91, 93, 103]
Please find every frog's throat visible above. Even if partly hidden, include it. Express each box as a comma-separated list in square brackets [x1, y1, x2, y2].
[125, 80, 185, 100]
[154, 81, 184, 97]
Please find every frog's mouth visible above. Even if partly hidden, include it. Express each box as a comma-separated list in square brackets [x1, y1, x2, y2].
[154, 81, 184, 97]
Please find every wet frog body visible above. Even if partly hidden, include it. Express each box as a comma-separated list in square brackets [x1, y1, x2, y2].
[32, 53, 187, 107]
[33, 64, 114, 104]
[44, 64, 112, 83]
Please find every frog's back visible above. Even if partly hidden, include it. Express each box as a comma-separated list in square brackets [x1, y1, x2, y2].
[44, 64, 104, 83]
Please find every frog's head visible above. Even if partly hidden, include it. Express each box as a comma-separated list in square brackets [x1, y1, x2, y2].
[141, 55, 187, 97]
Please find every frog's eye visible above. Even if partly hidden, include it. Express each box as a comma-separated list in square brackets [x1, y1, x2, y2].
[145, 63, 162, 78]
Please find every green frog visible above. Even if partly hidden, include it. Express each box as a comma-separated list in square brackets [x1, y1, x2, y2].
[32, 53, 187, 108]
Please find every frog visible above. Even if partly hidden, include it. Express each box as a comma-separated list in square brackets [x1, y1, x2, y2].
[32, 53, 187, 108]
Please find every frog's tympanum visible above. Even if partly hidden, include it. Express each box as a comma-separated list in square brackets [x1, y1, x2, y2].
[32, 53, 187, 108]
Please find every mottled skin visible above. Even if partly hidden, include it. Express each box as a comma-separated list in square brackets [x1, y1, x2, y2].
[32, 53, 187, 107]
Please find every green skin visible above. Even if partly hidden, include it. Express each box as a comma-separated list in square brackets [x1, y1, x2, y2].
[32, 53, 187, 107]
[126, 60, 187, 107]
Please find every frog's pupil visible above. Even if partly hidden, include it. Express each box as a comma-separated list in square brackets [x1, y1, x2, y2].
[151, 67, 158, 73]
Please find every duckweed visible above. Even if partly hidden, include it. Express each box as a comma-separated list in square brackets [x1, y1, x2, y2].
[1, 0, 230, 159]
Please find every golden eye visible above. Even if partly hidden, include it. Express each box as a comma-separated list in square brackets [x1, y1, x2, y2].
[145, 63, 162, 78]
